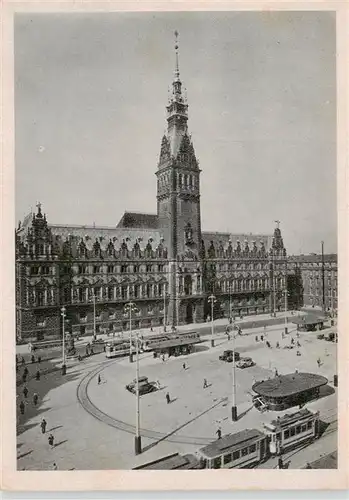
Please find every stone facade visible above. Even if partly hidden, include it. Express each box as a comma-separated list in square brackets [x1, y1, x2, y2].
[15, 36, 290, 342]
[288, 254, 338, 312]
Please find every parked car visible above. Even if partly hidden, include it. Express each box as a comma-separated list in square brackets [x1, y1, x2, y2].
[126, 376, 157, 395]
[236, 357, 255, 369]
[219, 350, 240, 362]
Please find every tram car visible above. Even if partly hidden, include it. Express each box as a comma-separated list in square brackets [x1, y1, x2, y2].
[195, 429, 269, 469]
[105, 340, 135, 359]
[169, 331, 201, 342]
[262, 408, 319, 456]
[141, 334, 171, 352]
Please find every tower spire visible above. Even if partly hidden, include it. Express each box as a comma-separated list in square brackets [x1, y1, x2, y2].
[174, 30, 180, 81]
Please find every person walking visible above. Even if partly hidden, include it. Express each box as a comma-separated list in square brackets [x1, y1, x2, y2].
[52, 463, 58, 470]
[23, 386, 28, 399]
[23, 366, 29, 377]
[33, 392, 39, 406]
[36, 370, 40, 381]
[40, 418, 47, 434]
[216, 428, 222, 439]
[166, 392, 170, 404]
[162, 354, 165, 362]
[255, 335, 258, 342]
[275, 369, 279, 377]
[21, 357, 25, 366]
[276, 341, 280, 349]
[48, 434, 55, 449]
[203, 378, 208, 389]
[31, 354, 35, 364]
[182, 362, 186, 370]
[261, 335, 264, 342]
[97, 374, 101, 385]
[278, 457, 284, 469]
[37, 355, 41, 364]
[19, 401, 25, 415]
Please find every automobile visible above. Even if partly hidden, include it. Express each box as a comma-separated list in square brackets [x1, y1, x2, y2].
[219, 350, 240, 362]
[317, 333, 325, 340]
[125, 376, 157, 395]
[236, 357, 255, 369]
[283, 344, 294, 349]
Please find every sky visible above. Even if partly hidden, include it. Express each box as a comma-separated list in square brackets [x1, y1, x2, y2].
[14, 11, 337, 255]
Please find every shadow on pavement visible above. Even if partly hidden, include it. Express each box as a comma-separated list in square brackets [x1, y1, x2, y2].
[17, 449, 33, 460]
[142, 398, 226, 453]
[237, 404, 254, 421]
[54, 439, 68, 448]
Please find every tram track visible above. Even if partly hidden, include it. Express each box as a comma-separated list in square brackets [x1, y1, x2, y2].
[76, 361, 218, 446]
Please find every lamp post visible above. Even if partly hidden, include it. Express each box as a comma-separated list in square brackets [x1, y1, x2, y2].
[134, 327, 142, 454]
[61, 306, 66, 374]
[208, 294, 216, 348]
[124, 301, 137, 363]
[232, 322, 238, 421]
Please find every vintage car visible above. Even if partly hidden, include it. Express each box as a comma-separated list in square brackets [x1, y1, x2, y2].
[126, 376, 157, 395]
[236, 357, 255, 369]
[219, 350, 240, 363]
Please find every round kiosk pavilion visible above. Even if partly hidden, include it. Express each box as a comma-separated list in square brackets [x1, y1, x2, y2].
[252, 372, 328, 411]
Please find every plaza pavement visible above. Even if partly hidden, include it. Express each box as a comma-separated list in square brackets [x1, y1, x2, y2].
[16, 315, 337, 470]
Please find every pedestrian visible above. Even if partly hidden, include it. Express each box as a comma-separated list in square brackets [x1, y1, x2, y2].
[150, 326, 153, 332]
[41, 418, 47, 434]
[36, 370, 40, 381]
[203, 378, 208, 389]
[162, 354, 165, 362]
[278, 457, 284, 470]
[21, 357, 25, 366]
[275, 369, 278, 377]
[19, 401, 25, 415]
[182, 362, 186, 370]
[24, 367, 29, 376]
[37, 355, 41, 364]
[255, 335, 258, 342]
[216, 428, 222, 439]
[48, 434, 54, 449]
[31, 354, 35, 364]
[52, 463, 58, 470]
[261, 335, 264, 342]
[22, 373, 27, 384]
[78, 355, 82, 362]
[317, 358, 321, 367]
[166, 392, 170, 404]
[276, 341, 280, 349]
[23, 386, 28, 399]
[98, 374, 101, 385]
[33, 392, 38, 406]
[291, 337, 294, 345]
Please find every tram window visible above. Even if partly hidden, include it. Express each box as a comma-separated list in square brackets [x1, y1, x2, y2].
[296, 426, 301, 434]
[223, 454, 232, 464]
[307, 421, 312, 430]
[284, 430, 290, 439]
[249, 444, 257, 453]
[290, 427, 296, 437]
[301, 424, 307, 432]
[213, 457, 221, 469]
[241, 448, 248, 457]
[232, 451, 240, 461]
[276, 433, 281, 440]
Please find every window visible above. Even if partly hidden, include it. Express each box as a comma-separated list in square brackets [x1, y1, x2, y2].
[80, 313, 87, 321]
[241, 448, 248, 457]
[78, 288, 84, 302]
[276, 433, 281, 441]
[232, 450, 240, 461]
[122, 321, 127, 330]
[63, 288, 70, 303]
[108, 311, 115, 319]
[96, 325, 100, 333]
[80, 326, 86, 336]
[307, 421, 312, 430]
[107, 265, 114, 273]
[249, 444, 257, 453]
[93, 265, 100, 274]
[296, 426, 301, 435]
[213, 457, 221, 469]
[284, 430, 290, 439]
[121, 286, 127, 299]
[134, 285, 140, 298]
[41, 266, 50, 275]
[290, 427, 296, 437]
[134, 265, 139, 273]
[79, 265, 87, 274]
[301, 424, 307, 433]
[121, 265, 127, 274]
[223, 454, 232, 465]
[31, 266, 39, 275]
[146, 264, 152, 273]
[94, 287, 101, 298]
[158, 264, 164, 272]
[107, 287, 113, 300]
[36, 317, 46, 327]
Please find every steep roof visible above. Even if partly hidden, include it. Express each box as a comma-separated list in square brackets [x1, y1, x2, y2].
[117, 212, 158, 229]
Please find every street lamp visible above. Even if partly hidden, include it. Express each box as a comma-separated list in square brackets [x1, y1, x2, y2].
[124, 301, 138, 363]
[61, 306, 67, 374]
[232, 322, 238, 421]
[134, 327, 142, 454]
[208, 294, 216, 348]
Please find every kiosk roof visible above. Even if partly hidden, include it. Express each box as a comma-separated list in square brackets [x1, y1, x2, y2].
[252, 372, 328, 398]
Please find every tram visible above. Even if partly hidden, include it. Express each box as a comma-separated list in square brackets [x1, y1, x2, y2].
[141, 335, 170, 352]
[196, 429, 268, 469]
[105, 340, 135, 359]
[169, 331, 200, 342]
[262, 408, 319, 455]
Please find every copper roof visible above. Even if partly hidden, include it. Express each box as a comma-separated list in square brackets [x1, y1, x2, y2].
[117, 212, 158, 229]
[252, 373, 328, 398]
